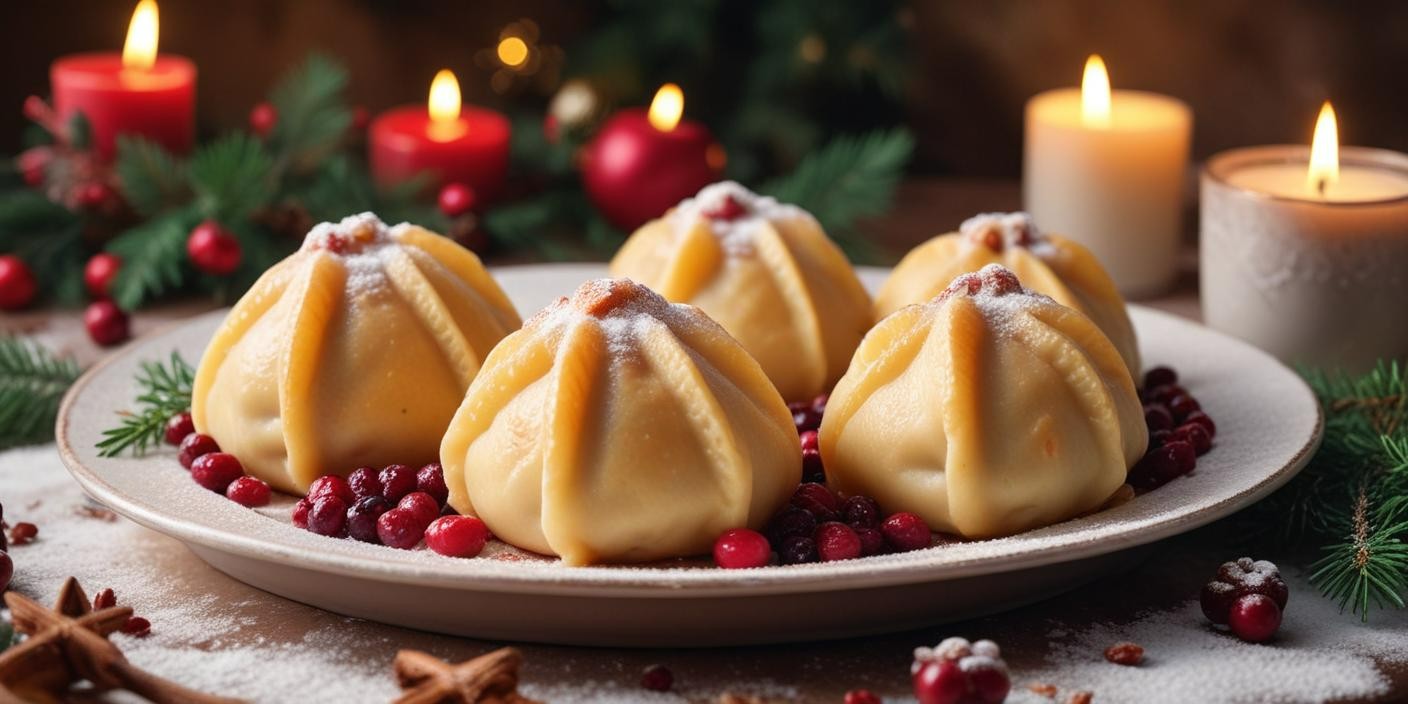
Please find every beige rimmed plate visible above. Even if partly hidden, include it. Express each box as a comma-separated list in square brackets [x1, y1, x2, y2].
[56, 263, 1322, 646]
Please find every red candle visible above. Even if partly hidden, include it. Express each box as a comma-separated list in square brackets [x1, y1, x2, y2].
[369, 69, 511, 200]
[582, 83, 725, 230]
[51, 0, 196, 160]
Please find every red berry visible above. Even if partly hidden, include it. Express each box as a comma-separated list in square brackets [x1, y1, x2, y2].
[814, 522, 862, 562]
[791, 483, 840, 520]
[640, 664, 674, 692]
[0, 256, 37, 310]
[76, 182, 113, 210]
[121, 616, 151, 637]
[416, 463, 449, 505]
[1183, 410, 1217, 438]
[307, 495, 348, 537]
[703, 194, 747, 221]
[84, 301, 130, 346]
[1143, 366, 1178, 389]
[912, 660, 965, 704]
[799, 429, 819, 453]
[379, 464, 417, 502]
[249, 102, 278, 137]
[855, 526, 886, 556]
[346, 495, 392, 543]
[397, 491, 440, 526]
[778, 535, 818, 565]
[1146, 384, 1186, 405]
[1228, 593, 1282, 643]
[1200, 580, 1238, 625]
[1216, 558, 1289, 609]
[9, 522, 37, 545]
[292, 497, 312, 529]
[351, 106, 370, 131]
[712, 528, 771, 569]
[811, 393, 829, 417]
[1143, 403, 1174, 431]
[308, 475, 355, 505]
[18, 149, 49, 187]
[965, 661, 1012, 704]
[1176, 422, 1213, 455]
[344, 467, 380, 499]
[425, 515, 490, 558]
[438, 182, 477, 217]
[187, 221, 243, 276]
[801, 447, 825, 483]
[844, 690, 882, 704]
[226, 476, 271, 507]
[1129, 440, 1197, 489]
[377, 508, 423, 549]
[789, 401, 822, 432]
[84, 253, 122, 299]
[1168, 394, 1201, 420]
[164, 412, 194, 445]
[1148, 429, 1174, 448]
[881, 512, 931, 552]
[766, 506, 817, 545]
[178, 433, 220, 469]
[0, 552, 12, 593]
[190, 452, 245, 492]
[842, 495, 881, 529]
[93, 587, 116, 610]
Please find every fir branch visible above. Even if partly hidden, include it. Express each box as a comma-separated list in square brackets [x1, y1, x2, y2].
[116, 136, 190, 217]
[0, 336, 82, 450]
[96, 351, 195, 458]
[189, 133, 276, 221]
[106, 209, 198, 310]
[1311, 492, 1408, 619]
[268, 54, 353, 170]
[0, 191, 86, 305]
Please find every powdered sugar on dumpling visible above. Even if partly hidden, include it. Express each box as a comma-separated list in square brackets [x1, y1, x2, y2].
[666, 181, 814, 256]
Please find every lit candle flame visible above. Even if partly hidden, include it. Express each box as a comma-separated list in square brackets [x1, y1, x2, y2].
[648, 84, 684, 133]
[427, 69, 465, 141]
[1308, 101, 1339, 197]
[122, 0, 159, 70]
[497, 36, 529, 68]
[1081, 54, 1111, 129]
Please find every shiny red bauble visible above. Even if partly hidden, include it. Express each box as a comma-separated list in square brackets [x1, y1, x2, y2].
[437, 182, 477, 217]
[83, 301, 130, 347]
[84, 253, 122, 299]
[187, 221, 243, 275]
[580, 108, 723, 231]
[0, 256, 38, 310]
[249, 102, 278, 137]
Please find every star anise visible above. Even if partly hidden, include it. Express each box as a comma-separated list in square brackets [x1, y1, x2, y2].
[392, 647, 539, 704]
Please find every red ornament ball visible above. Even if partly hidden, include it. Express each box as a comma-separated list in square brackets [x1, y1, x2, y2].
[187, 221, 243, 275]
[0, 256, 38, 310]
[249, 102, 278, 137]
[580, 108, 723, 231]
[76, 182, 115, 211]
[83, 301, 130, 347]
[437, 182, 478, 217]
[84, 253, 122, 299]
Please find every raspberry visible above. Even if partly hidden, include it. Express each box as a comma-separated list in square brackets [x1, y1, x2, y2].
[713, 528, 771, 569]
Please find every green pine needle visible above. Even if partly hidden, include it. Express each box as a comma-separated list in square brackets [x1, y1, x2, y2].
[190, 133, 276, 221]
[116, 136, 190, 217]
[268, 53, 352, 170]
[0, 336, 82, 450]
[106, 209, 199, 310]
[96, 351, 195, 458]
[0, 190, 86, 305]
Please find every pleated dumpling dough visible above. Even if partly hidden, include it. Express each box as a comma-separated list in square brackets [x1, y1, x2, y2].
[874, 212, 1140, 377]
[192, 212, 521, 494]
[821, 264, 1147, 539]
[609, 181, 872, 401]
[440, 278, 801, 565]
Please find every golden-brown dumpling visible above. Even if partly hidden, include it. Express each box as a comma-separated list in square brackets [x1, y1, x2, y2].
[821, 265, 1147, 539]
[609, 181, 872, 401]
[440, 278, 800, 565]
[192, 213, 521, 494]
[875, 212, 1140, 377]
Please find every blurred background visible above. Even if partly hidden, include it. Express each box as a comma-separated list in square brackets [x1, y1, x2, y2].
[4, 0, 1407, 178]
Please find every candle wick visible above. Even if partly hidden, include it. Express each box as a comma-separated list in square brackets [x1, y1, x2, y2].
[1316, 178, 1327, 197]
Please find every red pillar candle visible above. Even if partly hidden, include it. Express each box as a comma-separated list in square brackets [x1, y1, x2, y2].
[369, 69, 511, 200]
[50, 0, 196, 160]
[582, 83, 725, 231]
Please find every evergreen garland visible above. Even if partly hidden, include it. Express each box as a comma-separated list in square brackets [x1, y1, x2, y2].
[0, 337, 82, 450]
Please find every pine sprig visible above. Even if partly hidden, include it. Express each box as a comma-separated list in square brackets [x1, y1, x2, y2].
[0, 191, 85, 305]
[267, 54, 353, 171]
[1311, 492, 1408, 619]
[0, 336, 82, 450]
[115, 136, 189, 217]
[106, 209, 199, 310]
[96, 351, 195, 458]
[190, 133, 276, 221]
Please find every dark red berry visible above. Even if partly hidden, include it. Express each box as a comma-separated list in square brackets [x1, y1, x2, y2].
[93, 588, 116, 610]
[779, 535, 818, 565]
[966, 661, 1012, 704]
[187, 221, 243, 276]
[881, 512, 931, 552]
[84, 301, 130, 347]
[164, 412, 194, 445]
[346, 495, 393, 543]
[76, 182, 113, 210]
[348, 466, 382, 499]
[0, 553, 10, 593]
[789, 401, 821, 432]
[379, 464, 417, 502]
[424, 515, 489, 557]
[178, 433, 220, 469]
[248, 102, 278, 137]
[1176, 422, 1213, 455]
[0, 256, 37, 310]
[713, 527, 771, 569]
[912, 659, 965, 704]
[703, 194, 747, 221]
[1168, 394, 1201, 420]
[791, 483, 840, 520]
[121, 616, 151, 637]
[640, 664, 674, 692]
[766, 505, 817, 545]
[226, 476, 271, 507]
[397, 492, 440, 526]
[307, 495, 348, 537]
[1143, 404, 1173, 432]
[801, 447, 825, 483]
[842, 495, 881, 529]
[799, 429, 819, 453]
[308, 475, 355, 505]
[1216, 558, 1289, 609]
[9, 522, 37, 545]
[1146, 384, 1187, 405]
[844, 689, 882, 704]
[438, 183, 478, 217]
[815, 522, 862, 562]
[1228, 593, 1281, 643]
[855, 526, 885, 556]
[377, 508, 424, 549]
[292, 497, 312, 528]
[1183, 410, 1217, 438]
[811, 393, 829, 417]
[1129, 440, 1196, 488]
[1200, 580, 1238, 625]
[1143, 366, 1178, 389]
[1149, 429, 1173, 448]
[416, 463, 449, 505]
[190, 453, 245, 492]
[84, 253, 122, 299]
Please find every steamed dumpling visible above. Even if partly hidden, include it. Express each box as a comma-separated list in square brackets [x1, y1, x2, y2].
[192, 213, 521, 494]
[821, 265, 1147, 539]
[874, 212, 1140, 377]
[440, 278, 800, 565]
[609, 181, 872, 401]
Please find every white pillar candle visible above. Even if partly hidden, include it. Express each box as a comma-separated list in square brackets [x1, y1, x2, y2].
[1024, 55, 1192, 297]
[1201, 104, 1408, 371]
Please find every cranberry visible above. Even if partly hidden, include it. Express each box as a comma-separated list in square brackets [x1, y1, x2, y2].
[0, 256, 37, 310]
[425, 515, 489, 558]
[1201, 580, 1239, 625]
[346, 496, 393, 543]
[76, 182, 114, 210]
[248, 102, 278, 137]
[1104, 641, 1144, 666]
[881, 512, 931, 552]
[348, 466, 382, 499]
[799, 430, 819, 453]
[1183, 410, 1217, 438]
[163, 412, 194, 445]
[640, 664, 674, 692]
[377, 508, 424, 549]
[963, 660, 1011, 704]
[397, 492, 440, 526]
[815, 522, 862, 562]
[1215, 558, 1289, 609]
[842, 495, 881, 528]
[855, 526, 886, 556]
[416, 463, 449, 505]
[225, 476, 271, 507]
[844, 690, 881, 704]
[93, 588, 116, 610]
[379, 464, 417, 502]
[187, 221, 243, 276]
[789, 401, 821, 432]
[438, 182, 478, 217]
[292, 497, 312, 528]
[9, 522, 38, 545]
[307, 495, 348, 537]
[1176, 422, 1213, 455]
[1143, 404, 1173, 432]
[703, 195, 747, 221]
[178, 433, 220, 469]
[191, 453, 245, 493]
[912, 660, 966, 704]
[1228, 593, 1282, 643]
[766, 505, 817, 545]
[713, 528, 771, 569]
[121, 616, 151, 637]
[1149, 429, 1173, 448]
[1168, 394, 1201, 420]
[779, 535, 818, 565]
[308, 475, 355, 505]
[791, 483, 840, 520]
[801, 447, 825, 483]
[811, 393, 829, 417]
[1129, 440, 1196, 488]
[1143, 366, 1178, 389]
[0, 553, 9, 591]
[84, 301, 130, 347]
[84, 253, 122, 300]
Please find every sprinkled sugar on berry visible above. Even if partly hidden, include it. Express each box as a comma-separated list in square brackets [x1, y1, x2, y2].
[1228, 594, 1282, 643]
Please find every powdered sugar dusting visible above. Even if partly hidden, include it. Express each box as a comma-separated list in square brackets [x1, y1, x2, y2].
[667, 181, 814, 256]
[960, 211, 1057, 257]
[296, 212, 416, 298]
[524, 277, 715, 359]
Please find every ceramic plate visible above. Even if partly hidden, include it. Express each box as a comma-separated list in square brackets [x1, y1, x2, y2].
[56, 264, 1322, 646]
